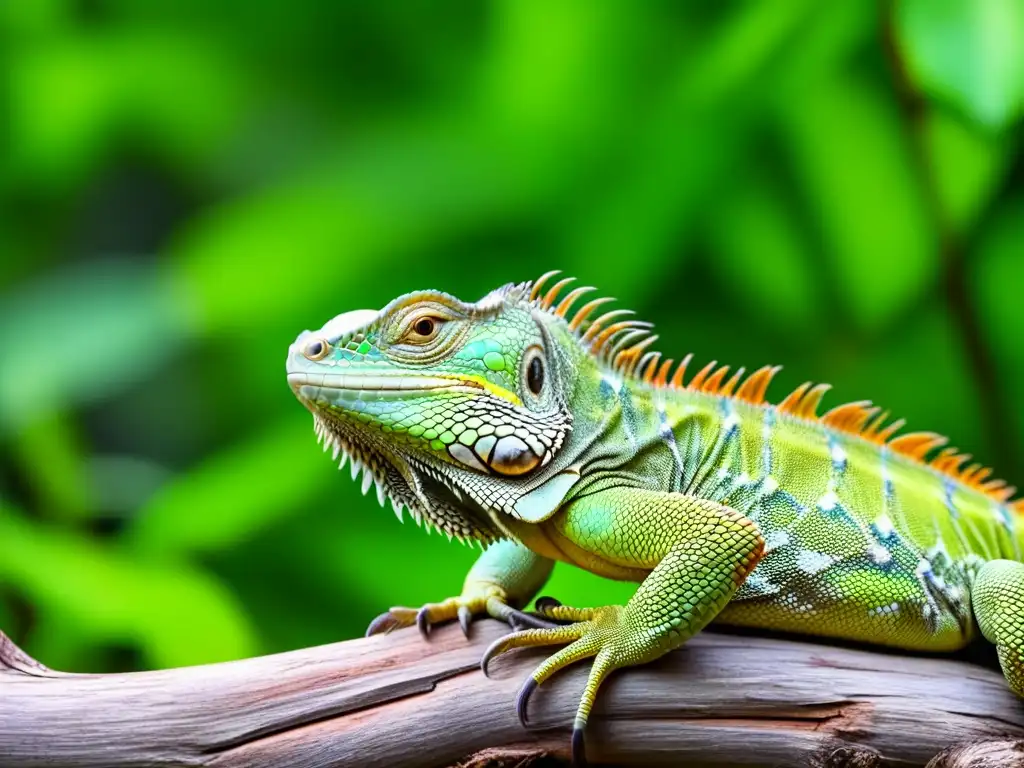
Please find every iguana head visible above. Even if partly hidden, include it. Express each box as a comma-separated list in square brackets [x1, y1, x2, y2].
[287, 274, 608, 543]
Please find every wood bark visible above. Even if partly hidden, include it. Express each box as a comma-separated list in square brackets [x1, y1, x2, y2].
[2, 621, 1024, 767]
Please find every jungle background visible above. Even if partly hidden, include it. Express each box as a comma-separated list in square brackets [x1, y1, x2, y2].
[1, 1, 1022, 673]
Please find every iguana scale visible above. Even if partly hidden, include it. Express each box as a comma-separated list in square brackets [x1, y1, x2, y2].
[286, 272, 1024, 766]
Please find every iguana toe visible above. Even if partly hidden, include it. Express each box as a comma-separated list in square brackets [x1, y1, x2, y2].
[364, 602, 462, 638]
[366, 592, 554, 639]
[365, 610, 411, 637]
[480, 604, 636, 768]
[503, 607, 561, 631]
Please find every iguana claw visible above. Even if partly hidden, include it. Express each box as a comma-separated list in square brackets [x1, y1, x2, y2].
[364, 611, 406, 637]
[416, 606, 433, 637]
[457, 605, 472, 637]
[534, 595, 562, 612]
[572, 726, 586, 767]
[366, 593, 559, 639]
[516, 677, 536, 727]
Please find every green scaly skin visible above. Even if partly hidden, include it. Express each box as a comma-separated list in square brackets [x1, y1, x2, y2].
[286, 273, 1024, 766]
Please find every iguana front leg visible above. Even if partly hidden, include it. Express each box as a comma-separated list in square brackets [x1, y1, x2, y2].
[482, 489, 764, 766]
[973, 559, 1024, 695]
[366, 539, 555, 636]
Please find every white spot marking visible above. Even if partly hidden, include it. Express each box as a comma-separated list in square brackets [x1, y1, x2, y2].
[993, 502, 1012, 528]
[764, 530, 791, 552]
[819, 491, 840, 511]
[601, 373, 622, 391]
[742, 571, 781, 596]
[830, 441, 847, 468]
[797, 549, 835, 575]
[867, 544, 891, 565]
[868, 602, 900, 618]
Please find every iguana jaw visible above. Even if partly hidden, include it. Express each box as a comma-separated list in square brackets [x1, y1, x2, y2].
[304, 406, 504, 544]
[286, 344, 516, 543]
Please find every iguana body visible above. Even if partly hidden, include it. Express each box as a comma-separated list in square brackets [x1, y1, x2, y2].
[286, 273, 1024, 765]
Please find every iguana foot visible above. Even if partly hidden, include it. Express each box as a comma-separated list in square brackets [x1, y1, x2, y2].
[481, 601, 641, 768]
[367, 540, 558, 638]
[366, 591, 557, 638]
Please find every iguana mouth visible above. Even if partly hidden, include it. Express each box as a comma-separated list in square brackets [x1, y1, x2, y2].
[287, 372, 485, 404]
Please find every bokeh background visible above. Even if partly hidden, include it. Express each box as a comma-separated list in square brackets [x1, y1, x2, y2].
[1, 1, 1022, 673]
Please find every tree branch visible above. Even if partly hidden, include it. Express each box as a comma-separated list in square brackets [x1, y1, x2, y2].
[1, 621, 1022, 767]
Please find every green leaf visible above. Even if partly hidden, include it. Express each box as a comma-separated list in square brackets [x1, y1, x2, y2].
[705, 174, 822, 336]
[7, 32, 241, 189]
[0, 505, 258, 668]
[168, 181, 406, 335]
[167, 130, 530, 336]
[832, 305, 985, 458]
[558, 0, 825, 303]
[974, 195, 1024, 362]
[784, 74, 937, 333]
[0, 593, 15, 637]
[222, 493, 482, 645]
[0, 261, 189, 432]
[972, 195, 1024, 456]
[127, 417, 330, 556]
[10, 412, 92, 522]
[895, 0, 1024, 129]
[923, 110, 1012, 233]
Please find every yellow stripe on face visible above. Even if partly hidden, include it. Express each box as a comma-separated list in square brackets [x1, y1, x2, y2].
[436, 373, 523, 407]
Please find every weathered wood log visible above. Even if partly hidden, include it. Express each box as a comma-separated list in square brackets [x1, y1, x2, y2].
[1, 621, 1023, 767]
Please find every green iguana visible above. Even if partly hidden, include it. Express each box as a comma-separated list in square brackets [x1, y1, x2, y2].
[286, 272, 1024, 765]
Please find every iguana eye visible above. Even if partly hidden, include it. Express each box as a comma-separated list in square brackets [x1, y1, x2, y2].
[302, 338, 330, 361]
[522, 346, 546, 398]
[401, 314, 443, 344]
[528, 355, 544, 394]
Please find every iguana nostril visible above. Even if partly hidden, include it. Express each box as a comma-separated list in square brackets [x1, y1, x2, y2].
[303, 338, 329, 361]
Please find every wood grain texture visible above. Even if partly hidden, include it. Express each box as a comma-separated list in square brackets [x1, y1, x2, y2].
[2, 621, 1023, 767]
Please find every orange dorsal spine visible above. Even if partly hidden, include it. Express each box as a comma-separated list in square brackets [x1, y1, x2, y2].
[526, 270, 1019, 510]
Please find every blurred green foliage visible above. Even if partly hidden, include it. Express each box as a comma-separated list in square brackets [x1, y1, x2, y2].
[0, 1, 1021, 673]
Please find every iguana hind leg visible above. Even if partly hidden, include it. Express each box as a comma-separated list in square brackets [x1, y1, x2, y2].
[973, 559, 1024, 695]
[482, 489, 764, 767]
[366, 539, 555, 636]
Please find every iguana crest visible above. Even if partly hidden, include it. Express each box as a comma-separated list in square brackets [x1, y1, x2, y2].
[525, 269, 1020, 510]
